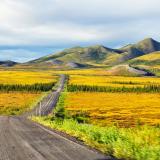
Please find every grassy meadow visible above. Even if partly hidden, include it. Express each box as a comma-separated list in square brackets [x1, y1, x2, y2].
[0, 92, 44, 115]
[0, 71, 58, 84]
[65, 92, 160, 127]
[0, 70, 58, 115]
[69, 75, 160, 87]
[33, 91, 160, 160]
[66, 74, 160, 127]
[33, 71, 160, 159]
[51, 68, 110, 75]
[0, 69, 159, 159]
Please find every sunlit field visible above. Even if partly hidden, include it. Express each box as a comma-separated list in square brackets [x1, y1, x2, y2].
[0, 70, 58, 115]
[65, 92, 160, 127]
[52, 68, 110, 75]
[0, 92, 43, 115]
[0, 71, 58, 84]
[69, 75, 160, 87]
[67, 75, 160, 126]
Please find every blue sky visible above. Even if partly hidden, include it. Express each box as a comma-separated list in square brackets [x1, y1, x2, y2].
[0, 0, 160, 62]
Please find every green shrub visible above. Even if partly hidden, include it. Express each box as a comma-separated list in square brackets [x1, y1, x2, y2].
[0, 82, 55, 92]
[32, 117, 160, 160]
[54, 92, 68, 120]
[67, 84, 160, 93]
[71, 112, 89, 123]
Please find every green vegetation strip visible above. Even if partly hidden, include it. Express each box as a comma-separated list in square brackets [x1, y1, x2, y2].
[67, 84, 160, 93]
[0, 82, 55, 92]
[32, 117, 160, 160]
[32, 92, 160, 160]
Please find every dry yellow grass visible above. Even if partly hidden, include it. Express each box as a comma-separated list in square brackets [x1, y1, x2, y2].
[0, 92, 43, 115]
[135, 51, 160, 61]
[0, 71, 58, 85]
[69, 75, 160, 87]
[52, 68, 110, 75]
[0, 70, 58, 115]
[65, 92, 160, 127]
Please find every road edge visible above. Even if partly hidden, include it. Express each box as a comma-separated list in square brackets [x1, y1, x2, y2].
[30, 118, 117, 160]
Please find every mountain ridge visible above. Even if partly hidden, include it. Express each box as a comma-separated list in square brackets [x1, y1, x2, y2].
[0, 60, 18, 67]
[26, 38, 160, 68]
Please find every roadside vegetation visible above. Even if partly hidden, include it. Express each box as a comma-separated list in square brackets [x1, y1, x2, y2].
[32, 92, 160, 160]
[33, 117, 160, 160]
[31, 72, 160, 159]
[0, 92, 44, 115]
[32, 73, 160, 159]
[0, 71, 58, 115]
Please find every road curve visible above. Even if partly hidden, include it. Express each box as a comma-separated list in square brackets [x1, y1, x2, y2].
[23, 74, 66, 117]
[0, 74, 112, 160]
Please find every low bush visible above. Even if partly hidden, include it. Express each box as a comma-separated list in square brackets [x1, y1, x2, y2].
[67, 84, 160, 93]
[0, 82, 55, 92]
[53, 92, 68, 119]
[32, 117, 160, 160]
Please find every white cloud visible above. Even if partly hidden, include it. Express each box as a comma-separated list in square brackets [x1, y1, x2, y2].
[0, 0, 160, 61]
[0, 48, 61, 62]
[0, 49, 37, 62]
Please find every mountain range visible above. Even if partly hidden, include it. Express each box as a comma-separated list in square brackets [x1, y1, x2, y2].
[1, 38, 160, 71]
[25, 38, 160, 68]
[0, 60, 17, 67]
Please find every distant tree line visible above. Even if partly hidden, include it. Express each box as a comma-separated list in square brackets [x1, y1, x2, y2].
[0, 82, 55, 92]
[67, 84, 160, 93]
[111, 81, 140, 85]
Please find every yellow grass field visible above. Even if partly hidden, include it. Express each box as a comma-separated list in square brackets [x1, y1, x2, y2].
[135, 51, 160, 61]
[69, 75, 160, 87]
[0, 71, 58, 85]
[0, 92, 43, 115]
[65, 92, 160, 127]
[0, 70, 57, 115]
[52, 68, 110, 75]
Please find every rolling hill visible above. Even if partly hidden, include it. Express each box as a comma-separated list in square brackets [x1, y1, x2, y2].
[25, 38, 160, 68]
[128, 51, 160, 66]
[106, 65, 154, 76]
[27, 45, 122, 68]
[0, 60, 17, 67]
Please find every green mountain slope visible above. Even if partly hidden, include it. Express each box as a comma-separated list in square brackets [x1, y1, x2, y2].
[26, 38, 160, 68]
[29, 45, 122, 67]
[129, 51, 160, 66]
